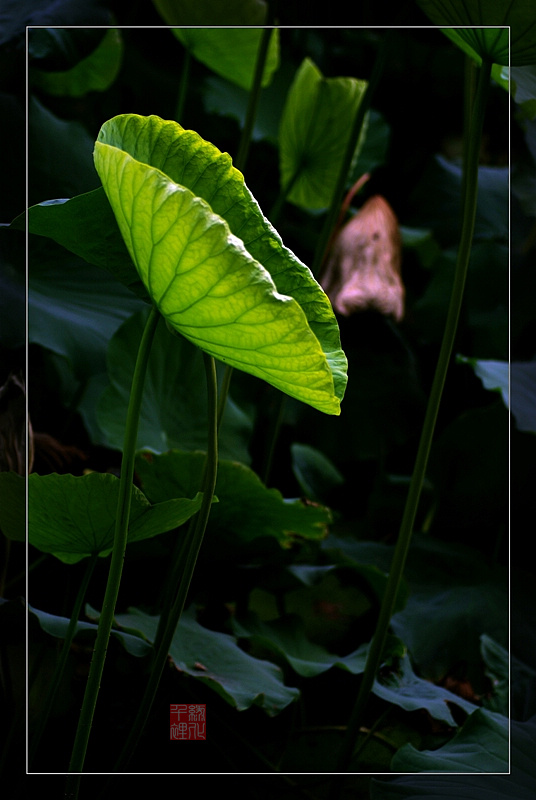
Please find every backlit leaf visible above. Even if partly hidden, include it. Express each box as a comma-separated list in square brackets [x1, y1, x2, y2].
[94, 113, 346, 414]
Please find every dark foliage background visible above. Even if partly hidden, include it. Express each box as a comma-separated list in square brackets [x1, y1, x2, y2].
[0, 2, 533, 797]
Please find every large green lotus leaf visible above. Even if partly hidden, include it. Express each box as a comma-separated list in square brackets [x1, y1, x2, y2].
[113, 605, 299, 715]
[279, 58, 368, 210]
[135, 449, 331, 548]
[31, 28, 123, 97]
[391, 708, 508, 773]
[170, 27, 279, 92]
[417, 1, 536, 66]
[97, 308, 252, 463]
[28, 471, 204, 564]
[93, 113, 346, 414]
[94, 114, 347, 402]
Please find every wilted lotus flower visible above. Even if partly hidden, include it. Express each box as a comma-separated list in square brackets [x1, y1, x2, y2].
[321, 194, 404, 321]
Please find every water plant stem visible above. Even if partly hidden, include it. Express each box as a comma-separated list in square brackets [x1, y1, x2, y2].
[331, 56, 492, 783]
[112, 352, 219, 773]
[175, 47, 191, 124]
[234, 20, 276, 173]
[65, 305, 160, 791]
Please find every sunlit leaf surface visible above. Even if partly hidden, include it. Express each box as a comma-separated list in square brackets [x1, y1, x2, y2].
[94, 114, 346, 414]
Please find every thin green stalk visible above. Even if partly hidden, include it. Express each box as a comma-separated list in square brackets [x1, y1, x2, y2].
[217, 364, 234, 429]
[112, 352, 219, 773]
[234, 20, 276, 173]
[269, 167, 300, 223]
[29, 554, 98, 769]
[65, 305, 160, 789]
[259, 389, 286, 486]
[175, 47, 191, 124]
[332, 57, 492, 783]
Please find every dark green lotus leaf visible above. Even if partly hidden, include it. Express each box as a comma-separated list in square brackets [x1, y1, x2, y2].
[29, 603, 152, 658]
[373, 649, 478, 727]
[391, 708, 508, 773]
[372, 717, 536, 796]
[135, 449, 331, 548]
[27, 237, 144, 380]
[29, 96, 101, 202]
[28, 471, 205, 564]
[113, 605, 299, 715]
[18, 191, 149, 300]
